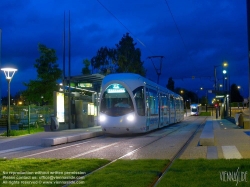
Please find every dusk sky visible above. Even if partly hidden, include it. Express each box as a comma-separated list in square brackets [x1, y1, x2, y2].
[0, 0, 248, 102]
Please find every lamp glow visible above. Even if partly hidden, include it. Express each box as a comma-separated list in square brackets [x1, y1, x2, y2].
[127, 114, 135, 121]
[99, 114, 106, 122]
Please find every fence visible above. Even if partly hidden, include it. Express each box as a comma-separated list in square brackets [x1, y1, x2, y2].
[1, 105, 54, 129]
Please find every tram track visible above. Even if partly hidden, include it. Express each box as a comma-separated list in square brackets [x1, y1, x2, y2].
[5, 116, 205, 187]
[13, 116, 194, 160]
[61, 116, 206, 187]
[151, 117, 207, 187]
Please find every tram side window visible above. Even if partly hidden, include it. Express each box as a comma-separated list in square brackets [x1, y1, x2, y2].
[147, 88, 158, 116]
[170, 96, 174, 110]
[176, 99, 180, 110]
[133, 86, 145, 116]
[160, 94, 168, 115]
[180, 100, 184, 111]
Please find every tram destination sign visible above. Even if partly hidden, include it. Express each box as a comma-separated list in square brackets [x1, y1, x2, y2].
[77, 83, 92, 88]
[107, 84, 125, 93]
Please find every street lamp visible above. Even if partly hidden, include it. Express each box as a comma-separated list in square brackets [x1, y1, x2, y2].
[214, 62, 228, 91]
[214, 62, 228, 119]
[1, 67, 17, 137]
[222, 70, 227, 91]
[41, 95, 44, 106]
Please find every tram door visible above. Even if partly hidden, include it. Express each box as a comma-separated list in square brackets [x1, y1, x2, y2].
[146, 88, 159, 131]
[159, 93, 164, 127]
[146, 90, 150, 131]
[169, 95, 175, 123]
[146, 101, 150, 131]
[175, 99, 180, 122]
[160, 93, 169, 126]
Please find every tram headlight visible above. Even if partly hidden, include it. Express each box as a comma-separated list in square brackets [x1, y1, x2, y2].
[126, 114, 135, 121]
[99, 114, 106, 122]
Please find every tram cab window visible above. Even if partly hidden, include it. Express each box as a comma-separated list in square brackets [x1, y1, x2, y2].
[100, 83, 134, 117]
[115, 99, 131, 108]
[133, 86, 145, 116]
[191, 107, 198, 112]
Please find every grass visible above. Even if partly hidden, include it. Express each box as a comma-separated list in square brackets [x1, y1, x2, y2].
[0, 158, 110, 187]
[72, 159, 170, 187]
[1, 158, 249, 187]
[0, 127, 44, 136]
[157, 159, 250, 187]
[200, 112, 211, 116]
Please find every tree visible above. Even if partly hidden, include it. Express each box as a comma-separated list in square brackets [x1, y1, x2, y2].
[175, 87, 198, 104]
[115, 33, 146, 76]
[166, 77, 175, 91]
[23, 44, 62, 105]
[90, 33, 146, 76]
[91, 47, 117, 75]
[82, 59, 91, 75]
[230, 84, 243, 102]
[200, 96, 208, 106]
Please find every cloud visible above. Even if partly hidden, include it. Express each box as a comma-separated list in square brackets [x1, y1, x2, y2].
[0, 0, 248, 98]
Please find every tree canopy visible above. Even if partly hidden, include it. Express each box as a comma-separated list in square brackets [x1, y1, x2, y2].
[175, 88, 199, 103]
[230, 84, 243, 102]
[91, 47, 117, 75]
[91, 33, 146, 76]
[166, 77, 175, 91]
[22, 44, 62, 105]
[115, 33, 146, 75]
[82, 59, 91, 75]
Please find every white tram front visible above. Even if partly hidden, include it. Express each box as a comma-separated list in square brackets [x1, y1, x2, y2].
[190, 104, 200, 116]
[98, 73, 184, 134]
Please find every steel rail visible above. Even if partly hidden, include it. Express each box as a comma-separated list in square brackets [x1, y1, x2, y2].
[62, 116, 202, 187]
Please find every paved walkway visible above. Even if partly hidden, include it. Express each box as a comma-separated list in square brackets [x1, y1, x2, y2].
[181, 116, 250, 159]
[0, 126, 103, 151]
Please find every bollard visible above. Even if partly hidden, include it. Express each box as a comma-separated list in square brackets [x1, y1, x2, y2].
[216, 107, 218, 119]
[28, 105, 31, 134]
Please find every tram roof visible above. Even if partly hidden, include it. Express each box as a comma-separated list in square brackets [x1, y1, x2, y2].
[102, 73, 182, 98]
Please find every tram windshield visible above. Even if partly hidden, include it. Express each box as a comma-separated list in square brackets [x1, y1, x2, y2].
[191, 107, 197, 112]
[100, 83, 134, 116]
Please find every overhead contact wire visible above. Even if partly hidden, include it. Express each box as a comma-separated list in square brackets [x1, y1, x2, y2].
[96, 0, 155, 56]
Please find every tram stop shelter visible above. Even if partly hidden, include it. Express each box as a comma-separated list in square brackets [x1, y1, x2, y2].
[213, 90, 230, 119]
[52, 74, 105, 131]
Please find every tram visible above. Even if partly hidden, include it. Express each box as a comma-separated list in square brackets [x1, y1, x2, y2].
[190, 104, 200, 116]
[98, 73, 184, 134]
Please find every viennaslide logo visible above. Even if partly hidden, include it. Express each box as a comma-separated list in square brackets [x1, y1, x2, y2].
[220, 167, 248, 186]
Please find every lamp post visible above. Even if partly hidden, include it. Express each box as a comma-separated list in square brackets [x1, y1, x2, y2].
[222, 70, 227, 91]
[214, 62, 228, 119]
[1, 68, 17, 137]
[214, 63, 228, 91]
[200, 87, 209, 111]
[237, 86, 245, 109]
[180, 90, 187, 116]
